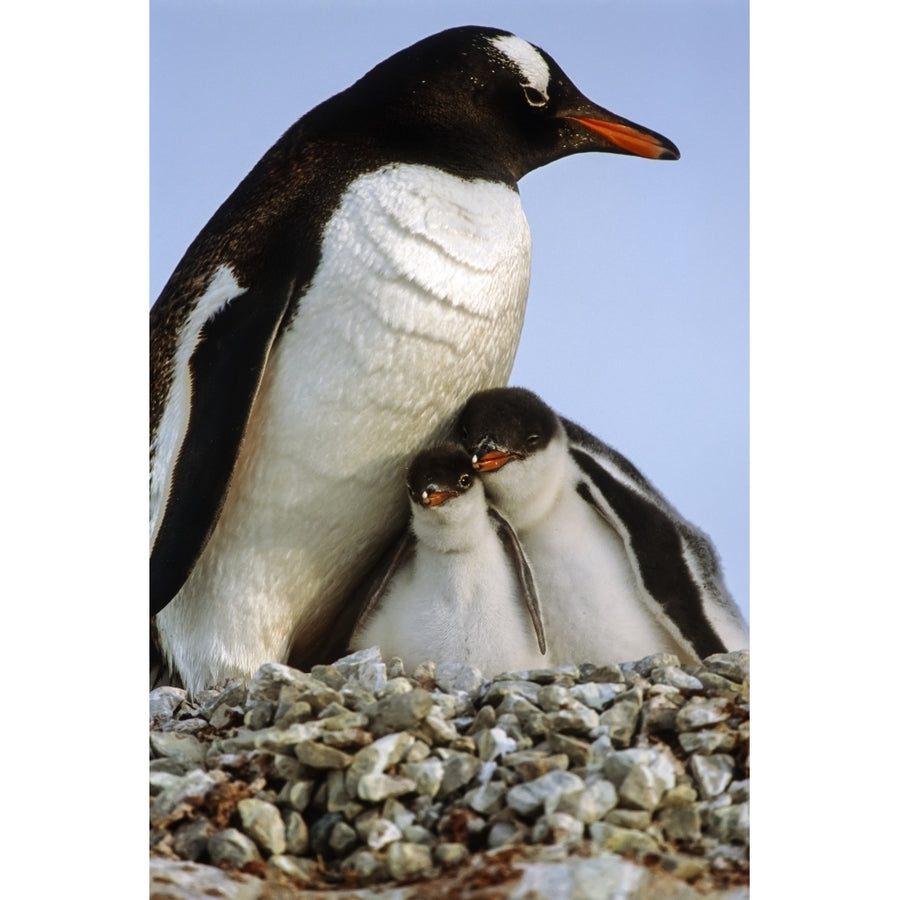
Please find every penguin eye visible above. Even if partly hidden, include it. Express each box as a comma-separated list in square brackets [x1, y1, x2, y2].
[526, 433, 541, 449]
[522, 85, 549, 108]
[458, 474, 472, 489]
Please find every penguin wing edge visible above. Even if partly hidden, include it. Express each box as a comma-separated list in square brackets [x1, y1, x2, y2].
[489, 507, 546, 655]
[150, 279, 294, 616]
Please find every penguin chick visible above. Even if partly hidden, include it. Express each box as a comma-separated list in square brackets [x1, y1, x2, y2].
[350, 444, 546, 677]
[455, 387, 748, 666]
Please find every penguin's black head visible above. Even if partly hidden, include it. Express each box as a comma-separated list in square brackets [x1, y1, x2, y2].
[455, 387, 560, 472]
[308, 26, 679, 184]
[407, 443, 478, 508]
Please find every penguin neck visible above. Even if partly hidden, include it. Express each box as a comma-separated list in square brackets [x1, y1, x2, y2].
[486, 430, 570, 533]
[410, 487, 492, 554]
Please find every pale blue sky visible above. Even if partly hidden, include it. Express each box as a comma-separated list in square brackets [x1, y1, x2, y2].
[150, 0, 750, 620]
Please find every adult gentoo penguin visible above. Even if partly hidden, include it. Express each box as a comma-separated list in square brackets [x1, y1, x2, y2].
[150, 26, 680, 694]
[350, 444, 546, 676]
[455, 388, 748, 666]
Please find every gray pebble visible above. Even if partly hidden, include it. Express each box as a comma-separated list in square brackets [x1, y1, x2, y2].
[149, 771, 181, 796]
[379, 676, 413, 697]
[328, 820, 358, 854]
[309, 664, 346, 690]
[465, 779, 506, 815]
[365, 817, 403, 850]
[690, 753, 735, 799]
[597, 688, 643, 746]
[658, 804, 703, 842]
[438, 752, 482, 797]
[693, 671, 741, 693]
[367, 688, 433, 736]
[149, 686, 186, 723]
[402, 823, 435, 845]
[476, 726, 518, 762]
[246, 662, 310, 706]
[630, 652, 682, 676]
[207, 828, 261, 867]
[603, 748, 677, 794]
[357, 773, 417, 802]
[346, 732, 415, 797]
[386, 841, 433, 880]
[604, 808, 652, 830]
[465, 703, 497, 735]
[569, 681, 625, 711]
[487, 816, 529, 850]
[484, 680, 542, 707]
[729, 778, 750, 803]
[340, 848, 387, 882]
[167, 717, 210, 736]
[237, 797, 285, 855]
[650, 666, 704, 691]
[505, 750, 570, 781]
[434, 660, 485, 695]
[544, 704, 600, 736]
[547, 732, 591, 767]
[309, 811, 344, 856]
[150, 731, 206, 768]
[424, 708, 458, 743]
[401, 759, 444, 798]
[150, 769, 224, 827]
[148, 757, 191, 777]
[579, 662, 626, 684]
[277, 778, 314, 813]
[325, 768, 351, 811]
[269, 854, 317, 882]
[679, 728, 736, 754]
[507, 769, 585, 818]
[434, 841, 469, 865]
[283, 809, 309, 855]
[675, 696, 731, 731]
[589, 821, 661, 855]
[708, 800, 749, 843]
[702, 651, 749, 683]
[333, 646, 388, 693]
[171, 817, 212, 861]
[532, 811, 584, 846]
[616, 764, 668, 811]
[295, 740, 352, 770]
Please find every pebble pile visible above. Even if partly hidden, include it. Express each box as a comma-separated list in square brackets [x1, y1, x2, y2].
[150, 648, 749, 896]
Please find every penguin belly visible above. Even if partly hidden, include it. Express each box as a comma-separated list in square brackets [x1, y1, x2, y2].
[353, 540, 546, 677]
[155, 164, 531, 693]
[523, 492, 688, 666]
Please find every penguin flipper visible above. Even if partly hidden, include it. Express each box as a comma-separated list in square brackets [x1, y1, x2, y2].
[150, 278, 293, 616]
[570, 447, 729, 660]
[489, 507, 546, 655]
[349, 526, 417, 644]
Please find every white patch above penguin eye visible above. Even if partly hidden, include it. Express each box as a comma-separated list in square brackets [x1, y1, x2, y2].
[488, 34, 551, 99]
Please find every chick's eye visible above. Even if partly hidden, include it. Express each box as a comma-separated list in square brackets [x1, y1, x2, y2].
[458, 474, 472, 489]
[522, 85, 548, 108]
[526, 433, 541, 448]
